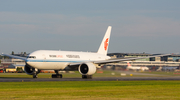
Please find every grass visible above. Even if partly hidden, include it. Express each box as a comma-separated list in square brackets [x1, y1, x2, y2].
[0, 81, 180, 100]
[0, 71, 180, 99]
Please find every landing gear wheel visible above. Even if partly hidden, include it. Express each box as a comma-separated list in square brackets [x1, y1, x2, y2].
[52, 74, 62, 78]
[33, 74, 38, 78]
[52, 70, 63, 78]
[82, 75, 92, 79]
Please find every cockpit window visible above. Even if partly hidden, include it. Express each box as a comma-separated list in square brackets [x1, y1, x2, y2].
[27, 56, 36, 59]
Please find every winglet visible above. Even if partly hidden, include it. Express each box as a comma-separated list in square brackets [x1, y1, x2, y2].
[97, 26, 112, 55]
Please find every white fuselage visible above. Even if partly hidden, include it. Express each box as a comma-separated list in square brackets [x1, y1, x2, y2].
[26, 50, 110, 70]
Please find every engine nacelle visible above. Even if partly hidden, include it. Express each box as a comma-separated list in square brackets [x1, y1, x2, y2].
[78, 63, 96, 75]
[24, 64, 40, 75]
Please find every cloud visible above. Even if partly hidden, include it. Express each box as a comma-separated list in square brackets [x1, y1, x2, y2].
[0, 12, 107, 35]
[115, 16, 180, 37]
[0, 12, 65, 23]
[0, 24, 38, 34]
[0, 12, 180, 37]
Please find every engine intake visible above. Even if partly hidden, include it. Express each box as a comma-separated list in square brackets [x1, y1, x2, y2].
[78, 63, 96, 75]
[24, 64, 40, 75]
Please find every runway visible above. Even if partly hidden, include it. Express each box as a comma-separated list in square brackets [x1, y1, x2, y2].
[0, 77, 180, 82]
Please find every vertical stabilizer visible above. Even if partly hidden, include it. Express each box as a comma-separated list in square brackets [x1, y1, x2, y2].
[127, 62, 132, 68]
[97, 26, 112, 55]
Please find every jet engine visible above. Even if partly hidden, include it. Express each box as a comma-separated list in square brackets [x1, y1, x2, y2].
[78, 63, 96, 75]
[24, 64, 40, 75]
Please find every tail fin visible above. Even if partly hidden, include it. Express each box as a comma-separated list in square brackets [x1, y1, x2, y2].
[127, 62, 132, 68]
[127, 62, 133, 70]
[97, 26, 112, 55]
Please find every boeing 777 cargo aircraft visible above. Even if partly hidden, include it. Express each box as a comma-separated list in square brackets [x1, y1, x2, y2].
[2, 26, 170, 79]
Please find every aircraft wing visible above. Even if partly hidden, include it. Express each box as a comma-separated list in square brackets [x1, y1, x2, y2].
[2, 53, 171, 66]
[69, 54, 171, 66]
[93, 54, 171, 64]
[1, 53, 27, 61]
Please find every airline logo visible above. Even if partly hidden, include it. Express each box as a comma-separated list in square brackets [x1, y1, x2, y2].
[49, 55, 63, 58]
[127, 62, 131, 67]
[104, 38, 109, 51]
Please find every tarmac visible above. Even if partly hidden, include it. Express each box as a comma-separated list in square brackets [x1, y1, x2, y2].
[0, 77, 180, 82]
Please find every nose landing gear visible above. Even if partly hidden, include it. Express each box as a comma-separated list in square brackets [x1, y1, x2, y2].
[33, 74, 38, 78]
[32, 69, 41, 78]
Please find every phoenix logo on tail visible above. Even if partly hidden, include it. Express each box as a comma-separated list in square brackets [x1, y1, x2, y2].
[104, 38, 109, 51]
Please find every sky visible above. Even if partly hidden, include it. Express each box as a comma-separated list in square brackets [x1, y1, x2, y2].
[0, 0, 180, 54]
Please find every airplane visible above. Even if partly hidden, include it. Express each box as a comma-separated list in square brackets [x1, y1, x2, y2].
[2, 26, 170, 79]
[126, 62, 149, 71]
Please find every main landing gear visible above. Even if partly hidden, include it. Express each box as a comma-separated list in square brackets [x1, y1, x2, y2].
[82, 75, 92, 79]
[52, 70, 63, 78]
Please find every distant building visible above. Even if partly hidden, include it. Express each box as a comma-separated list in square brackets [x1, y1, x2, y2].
[0, 53, 27, 72]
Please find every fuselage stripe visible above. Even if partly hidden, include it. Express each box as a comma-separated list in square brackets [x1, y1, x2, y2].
[26, 60, 87, 63]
